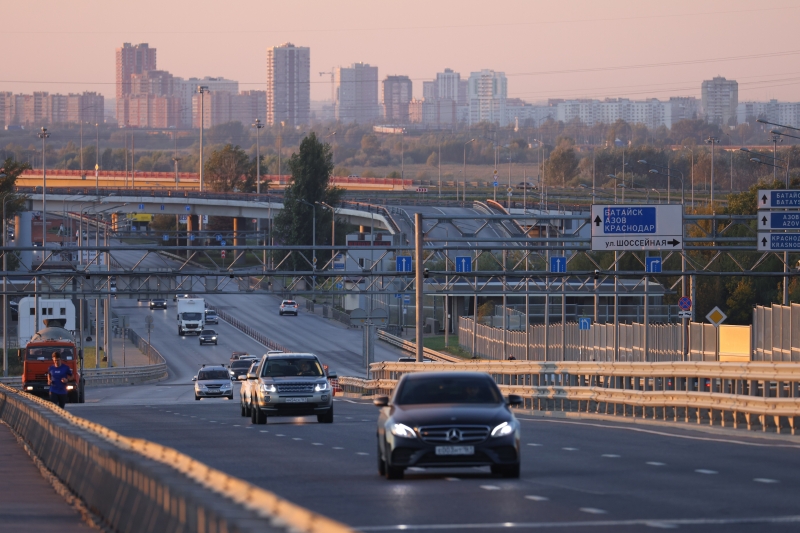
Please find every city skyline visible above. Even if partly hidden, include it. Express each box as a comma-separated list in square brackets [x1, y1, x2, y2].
[2, 0, 800, 104]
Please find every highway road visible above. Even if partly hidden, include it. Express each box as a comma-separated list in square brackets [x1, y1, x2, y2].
[72, 397, 800, 532]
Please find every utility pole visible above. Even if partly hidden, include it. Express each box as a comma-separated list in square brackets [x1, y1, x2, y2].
[705, 136, 719, 205]
[38, 127, 50, 254]
[198, 86, 209, 192]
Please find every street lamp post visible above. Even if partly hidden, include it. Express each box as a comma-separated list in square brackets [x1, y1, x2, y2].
[683, 146, 695, 208]
[0, 182, 11, 377]
[463, 138, 475, 203]
[253, 118, 265, 251]
[95, 123, 100, 195]
[317, 201, 336, 268]
[299, 200, 317, 295]
[198, 86, 209, 192]
[38, 127, 50, 254]
[705, 136, 719, 205]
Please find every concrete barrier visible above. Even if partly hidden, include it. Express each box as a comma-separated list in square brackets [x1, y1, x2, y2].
[0, 384, 353, 533]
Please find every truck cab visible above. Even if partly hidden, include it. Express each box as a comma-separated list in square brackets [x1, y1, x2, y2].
[177, 298, 205, 336]
[22, 321, 84, 403]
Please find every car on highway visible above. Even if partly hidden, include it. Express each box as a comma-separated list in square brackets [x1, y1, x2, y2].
[149, 299, 167, 310]
[250, 353, 333, 424]
[198, 329, 219, 345]
[238, 360, 261, 417]
[173, 293, 190, 302]
[193, 365, 233, 400]
[398, 356, 433, 363]
[374, 371, 522, 480]
[516, 181, 537, 190]
[230, 351, 251, 362]
[279, 300, 299, 316]
[204, 309, 219, 324]
[228, 357, 258, 380]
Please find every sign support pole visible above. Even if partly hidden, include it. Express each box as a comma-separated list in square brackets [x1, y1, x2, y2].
[415, 213, 424, 363]
[614, 251, 619, 362]
[644, 272, 649, 362]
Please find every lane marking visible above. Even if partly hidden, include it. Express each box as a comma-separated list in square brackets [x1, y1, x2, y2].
[293, 438, 303, 441]
[647, 462, 666, 466]
[275, 434, 285, 437]
[519, 418, 800, 449]
[357, 452, 369, 456]
[562, 447, 579, 451]
[338, 399, 360, 404]
[333, 447, 344, 450]
[695, 469, 718, 475]
[408, 467, 425, 472]
[580, 508, 607, 515]
[312, 443, 323, 446]
[527, 443, 542, 447]
[754, 478, 780, 483]
[525, 495, 549, 501]
[259, 430, 269, 433]
[480, 485, 501, 490]
[601, 454, 620, 458]
[445, 477, 460, 481]
[354, 515, 800, 531]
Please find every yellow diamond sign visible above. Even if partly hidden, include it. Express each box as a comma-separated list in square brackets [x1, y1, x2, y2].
[705, 306, 727, 327]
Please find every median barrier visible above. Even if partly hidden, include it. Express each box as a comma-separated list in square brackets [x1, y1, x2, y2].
[0, 383, 353, 533]
[340, 361, 800, 434]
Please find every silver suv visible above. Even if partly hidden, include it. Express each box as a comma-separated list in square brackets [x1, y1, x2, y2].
[250, 353, 333, 424]
[193, 365, 233, 400]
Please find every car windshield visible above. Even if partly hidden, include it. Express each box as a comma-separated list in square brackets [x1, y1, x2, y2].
[205, 311, 217, 316]
[201, 330, 216, 335]
[198, 370, 229, 380]
[261, 358, 324, 377]
[231, 360, 255, 369]
[27, 347, 74, 361]
[183, 312, 202, 320]
[394, 376, 503, 405]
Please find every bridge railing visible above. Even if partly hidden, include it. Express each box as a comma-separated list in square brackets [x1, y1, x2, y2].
[340, 360, 800, 435]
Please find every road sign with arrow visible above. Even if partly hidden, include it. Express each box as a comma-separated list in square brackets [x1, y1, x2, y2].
[758, 210, 800, 230]
[758, 190, 800, 209]
[758, 233, 800, 251]
[590, 204, 683, 251]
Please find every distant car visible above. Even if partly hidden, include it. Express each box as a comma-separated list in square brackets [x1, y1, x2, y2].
[228, 357, 258, 380]
[198, 329, 218, 345]
[204, 309, 219, 324]
[374, 372, 522, 480]
[238, 360, 261, 417]
[149, 299, 167, 310]
[516, 181, 536, 190]
[230, 351, 250, 362]
[279, 300, 299, 316]
[398, 356, 433, 363]
[193, 365, 233, 400]
[173, 293, 190, 302]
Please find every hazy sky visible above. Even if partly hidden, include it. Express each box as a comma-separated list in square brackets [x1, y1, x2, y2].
[4, 0, 800, 103]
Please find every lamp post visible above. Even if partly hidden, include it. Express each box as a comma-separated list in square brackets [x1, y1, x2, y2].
[172, 132, 182, 192]
[437, 137, 442, 199]
[253, 118, 265, 251]
[463, 138, 475, 203]
[317, 201, 336, 268]
[95, 122, 100, 195]
[650, 188, 661, 204]
[38, 127, 50, 254]
[0, 182, 11, 377]
[705, 136, 719, 205]
[300, 199, 317, 302]
[683, 146, 695, 209]
[198, 86, 209, 192]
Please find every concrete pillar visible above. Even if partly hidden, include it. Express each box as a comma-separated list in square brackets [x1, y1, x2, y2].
[15, 212, 32, 270]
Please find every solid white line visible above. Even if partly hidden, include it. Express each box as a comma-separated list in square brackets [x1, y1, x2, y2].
[646, 462, 666, 466]
[525, 495, 549, 501]
[354, 515, 800, 531]
[695, 469, 718, 475]
[754, 478, 780, 483]
[580, 508, 607, 515]
[518, 418, 800, 449]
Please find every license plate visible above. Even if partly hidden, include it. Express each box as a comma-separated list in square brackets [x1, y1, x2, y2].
[285, 398, 307, 403]
[435, 446, 474, 456]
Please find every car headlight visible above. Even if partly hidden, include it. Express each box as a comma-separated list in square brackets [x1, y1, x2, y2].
[197, 384, 207, 390]
[260, 383, 277, 393]
[390, 423, 417, 439]
[220, 383, 231, 390]
[491, 421, 515, 437]
[314, 381, 329, 392]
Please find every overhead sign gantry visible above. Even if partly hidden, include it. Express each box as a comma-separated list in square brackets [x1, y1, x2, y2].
[590, 204, 683, 251]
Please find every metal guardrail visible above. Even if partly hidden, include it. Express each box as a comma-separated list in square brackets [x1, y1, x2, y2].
[0, 383, 353, 533]
[340, 361, 800, 435]
[207, 304, 288, 352]
[376, 330, 464, 363]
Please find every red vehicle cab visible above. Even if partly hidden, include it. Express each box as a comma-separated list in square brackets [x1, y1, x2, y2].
[22, 319, 84, 403]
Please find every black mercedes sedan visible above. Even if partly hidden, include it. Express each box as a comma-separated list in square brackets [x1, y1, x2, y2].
[374, 372, 522, 480]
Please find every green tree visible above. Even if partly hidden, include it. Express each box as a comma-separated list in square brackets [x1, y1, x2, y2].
[273, 132, 343, 269]
[544, 139, 579, 186]
[0, 158, 29, 218]
[204, 144, 253, 193]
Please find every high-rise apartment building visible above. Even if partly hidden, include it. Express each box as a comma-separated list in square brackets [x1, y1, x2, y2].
[266, 43, 310, 126]
[468, 70, 507, 125]
[0, 91, 104, 128]
[116, 43, 157, 100]
[335, 63, 380, 123]
[382, 75, 412, 123]
[701, 76, 738, 126]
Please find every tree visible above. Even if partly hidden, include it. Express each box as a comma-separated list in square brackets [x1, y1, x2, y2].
[273, 132, 343, 270]
[204, 144, 252, 193]
[0, 158, 29, 219]
[544, 139, 579, 186]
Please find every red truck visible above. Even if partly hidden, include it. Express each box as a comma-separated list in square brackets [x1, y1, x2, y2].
[21, 319, 84, 403]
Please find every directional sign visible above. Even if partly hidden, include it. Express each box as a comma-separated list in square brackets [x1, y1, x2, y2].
[591, 204, 683, 251]
[162, 234, 169, 241]
[578, 317, 592, 331]
[550, 256, 566, 273]
[758, 190, 800, 209]
[336, 282, 343, 289]
[678, 296, 692, 311]
[160, 204, 165, 211]
[706, 306, 727, 327]
[215, 234, 222, 242]
[138, 203, 144, 210]
[333, 253, 345, 270]
[645, 256, 662, 273]
[185, 205, 191, 212]
[758, 210, 800, 230]
[758, 233, 800, 251]
[396, 256, 413, 273]
[678, 310, 692, 319]
[455, 256, 472, 273]
[416, 187, 428, 193]
[189, 234, 195, 241]
[220, 240, 226, 247]
[403, 297, 411, 304]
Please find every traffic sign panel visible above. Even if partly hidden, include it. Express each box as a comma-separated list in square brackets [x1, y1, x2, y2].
[578, 317, 591, 331]
[645, 257, 662, 273]
[455, 256, 472, 273]
[758, 190, 800, 209]
[550, 256, 566, 273]
[758, 233, 800, 251]
[162, 234, 169, 241]
[678, 296, 692, 310]
[706, 306, 727, 327]
[215, 234, 222, 241]
[591, 204, 683, 251]
[220, 250, 226, 258]
[220, 240, 226, 246]
[758, 210, 800, 230]
[396, 256, 413, 273]
[493, 181, 499, 187]
[678, 310, 692, 319]
[416, 187, 428, 193]
[138, 203, 144, 210]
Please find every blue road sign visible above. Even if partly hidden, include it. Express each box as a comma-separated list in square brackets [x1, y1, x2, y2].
[493, 181, 499, 187]
[394, 294, 402, 299]
[163, 234, 169, 241]
[189, 234, 195, 241]
[760, 190, 800, 209]
[759, 211, 800, 229]
[645, 256, 662, 273]
[678, 296, 692, 310]
[138, 203, 144, 210]
[602, 206, 656, 234]
[220, 240, 226, 247]
[759, 233, 800, 251]
[578, 317, 592, 331]
[160, 204, 165, 211]
[550, 256, 566, 273]
[396, 256, 413, 273]
[336, 282, 343, 289]
[403, 297, 411, 304]
[455, 256, 472, 273]
[215, 234, 222, 242]
[185, 205, 191, 212]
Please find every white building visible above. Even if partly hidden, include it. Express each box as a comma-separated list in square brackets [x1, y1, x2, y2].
[267, 43, 310, 127]
[335, 63, 380, 123]
[468, 69, 507, 125]
[737, 100, 800, 129]
[701, 76, 738, 126]
[553, 97, 699, 129]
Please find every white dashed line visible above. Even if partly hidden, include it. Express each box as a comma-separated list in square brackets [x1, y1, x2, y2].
[602, 454, 621, 458]
[312, 443, 324, 446]
[580, 508, 607, 515]
[345, 417, 353, 420]
[445, 477, 460, 481]
[233, 425, 241, 427]
[480, 485, 501, 491]
[695, 469, 718, 475]
[527, 443, 542, 447]
[333, 447, 344, 450]
[525, 495, 549, 502]
[275, 434, 285, 437]
[408, 467, 425, 472]
[562, 447, 578, 451]
[754, 478, 780, 483]
[259, 430, 269, 433]
[644, 522, 679, 529]
[647, 462, 666, 466]
[245, 427, 252, 429]
[357, 452, 369, 456]
[292, 437, 302, 441]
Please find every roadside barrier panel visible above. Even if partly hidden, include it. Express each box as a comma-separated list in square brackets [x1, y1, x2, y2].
[0, 384, 353, 533]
